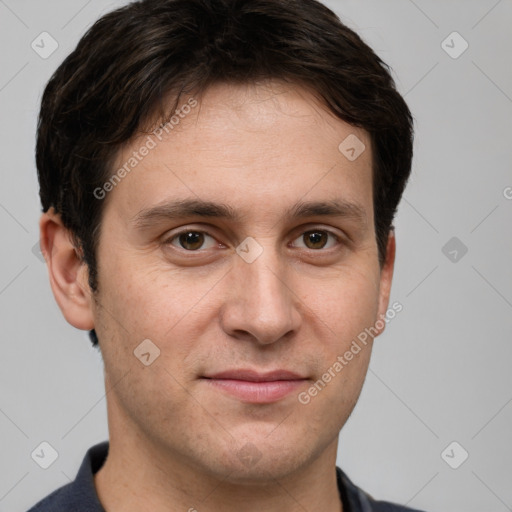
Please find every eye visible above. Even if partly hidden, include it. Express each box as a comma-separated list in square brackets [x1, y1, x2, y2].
[291, 230, 340, 250]
[167, 230, 218, 251]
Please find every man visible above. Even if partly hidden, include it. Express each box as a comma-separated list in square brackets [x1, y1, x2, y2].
[28, 0, 421, 510]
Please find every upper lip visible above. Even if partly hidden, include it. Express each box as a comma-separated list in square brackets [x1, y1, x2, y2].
[203, 369, 306, 382]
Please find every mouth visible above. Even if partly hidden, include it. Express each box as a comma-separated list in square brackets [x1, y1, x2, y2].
[201, 369, 308, 404]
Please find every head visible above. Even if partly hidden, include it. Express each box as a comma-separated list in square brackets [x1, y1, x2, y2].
[37, 0, 413, 484]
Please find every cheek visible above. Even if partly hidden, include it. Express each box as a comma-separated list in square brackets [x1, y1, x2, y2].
[295, 265, 379, 411]
[97, 252, 221, 342]
[305, 264, 381, 344]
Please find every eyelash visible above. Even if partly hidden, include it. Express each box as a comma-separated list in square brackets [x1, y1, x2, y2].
[164, 228, 343, 252]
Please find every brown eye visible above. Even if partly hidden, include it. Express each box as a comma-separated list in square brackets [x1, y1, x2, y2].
[291, 230, 339, 250]
[179, 232, 204, 250]
[169, 231, 217, 251]
[303, 231, 328, 249]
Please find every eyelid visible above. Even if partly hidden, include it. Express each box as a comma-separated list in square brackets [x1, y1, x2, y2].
[290, 227, 344, 250]
[163, 227, 222, 251]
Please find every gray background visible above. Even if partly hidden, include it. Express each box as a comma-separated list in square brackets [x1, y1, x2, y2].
[1, 1, 511, 511]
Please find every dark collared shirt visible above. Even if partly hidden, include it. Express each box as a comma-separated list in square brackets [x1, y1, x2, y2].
[26, 441, 426, 512]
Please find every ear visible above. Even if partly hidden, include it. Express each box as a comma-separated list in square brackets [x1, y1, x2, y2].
[374, 229, 396, 336]
[39, 208, 95, 331]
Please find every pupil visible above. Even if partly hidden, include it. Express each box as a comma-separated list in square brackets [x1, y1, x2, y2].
[180, 232, 204, 250]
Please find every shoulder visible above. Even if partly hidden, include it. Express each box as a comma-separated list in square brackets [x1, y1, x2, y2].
[26, 483, 74, 511]
[364, 496, 427, 512]
[337, 467, 428, 512]
[25, 441, 108, 512]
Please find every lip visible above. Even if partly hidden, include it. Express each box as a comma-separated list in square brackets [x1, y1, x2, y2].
[202, 369, 308, 403]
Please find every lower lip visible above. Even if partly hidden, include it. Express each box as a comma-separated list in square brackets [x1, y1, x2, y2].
[204, 379, 306, 403]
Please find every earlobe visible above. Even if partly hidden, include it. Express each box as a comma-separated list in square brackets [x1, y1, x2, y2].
[375, 229, 396, 336]
[39, 208, 95, 331]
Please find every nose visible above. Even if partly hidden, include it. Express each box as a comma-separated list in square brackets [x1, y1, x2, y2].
[220, 245, 302, 345]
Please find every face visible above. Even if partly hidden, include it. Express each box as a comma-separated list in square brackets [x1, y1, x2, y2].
[82, 81, 394, 482]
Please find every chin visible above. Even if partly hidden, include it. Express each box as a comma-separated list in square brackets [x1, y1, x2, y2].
[203, 429, 318, 484]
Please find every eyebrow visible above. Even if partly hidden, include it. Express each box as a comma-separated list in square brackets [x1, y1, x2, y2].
[288, 199, 367, 223]
[133, 199, 241, 230]
[132, 198, 367, 230]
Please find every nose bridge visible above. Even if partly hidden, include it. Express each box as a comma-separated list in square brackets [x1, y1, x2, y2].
[222, 239, 300, 344]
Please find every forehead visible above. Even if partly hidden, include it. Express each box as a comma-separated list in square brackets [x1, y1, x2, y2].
[104, 80, 373, 224]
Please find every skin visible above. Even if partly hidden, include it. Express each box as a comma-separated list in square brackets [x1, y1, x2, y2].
[40, 80, 395, 512]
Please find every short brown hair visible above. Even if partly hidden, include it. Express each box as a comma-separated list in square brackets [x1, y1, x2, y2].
[37, 0, 414, 345]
